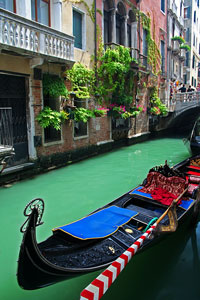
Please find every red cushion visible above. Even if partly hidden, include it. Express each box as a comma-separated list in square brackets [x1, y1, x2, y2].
[141, 172, 186, 196]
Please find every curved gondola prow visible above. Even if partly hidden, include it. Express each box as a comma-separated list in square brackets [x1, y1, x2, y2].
[17, 198, 46, 290]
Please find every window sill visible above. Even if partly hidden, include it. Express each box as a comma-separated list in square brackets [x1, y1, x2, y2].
[43, 140, 63, 147]
[74, 135, 88, 140]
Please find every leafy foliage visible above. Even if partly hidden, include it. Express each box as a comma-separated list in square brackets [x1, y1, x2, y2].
[108, 104, 143, 119]
[73, 108, 94, 123]
[171, 36, 185, 43]
[66, 63, 95, 99]
[43, 74, 69, 98]
[96, 45, 136, 106]
[140, 13, 161, 74]
[149, 88, 168, 116]
[36, 107, 69, 130]
[180, 44, 191, 51]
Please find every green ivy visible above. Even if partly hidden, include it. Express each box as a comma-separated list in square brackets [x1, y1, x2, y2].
[140, 13, 161, 74]
[43, 74, 69, 98]
[149, 87, 168, 116]
[96, 45, 136, 106]
[36, 106, 69, 130]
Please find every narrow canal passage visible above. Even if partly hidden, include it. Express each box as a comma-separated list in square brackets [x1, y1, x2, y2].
[1, 136, 200, 300]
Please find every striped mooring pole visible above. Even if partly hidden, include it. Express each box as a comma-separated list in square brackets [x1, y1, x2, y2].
[80, 223, 157, 300]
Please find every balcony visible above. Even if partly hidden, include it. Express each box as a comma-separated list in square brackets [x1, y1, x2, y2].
[172, 40, 180, 55]
[0, 8, 74, 63]
[179, 49, 186, 61]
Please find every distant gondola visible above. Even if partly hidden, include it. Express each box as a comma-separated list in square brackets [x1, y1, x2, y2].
[17, 155, 200, 290]
[184, 116, 200, 155]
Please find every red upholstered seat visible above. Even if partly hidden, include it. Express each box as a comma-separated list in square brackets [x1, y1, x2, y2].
[141, 172, 186, 196]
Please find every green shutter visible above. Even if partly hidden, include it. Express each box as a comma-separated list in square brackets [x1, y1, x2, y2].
[73, 10, 82, 49]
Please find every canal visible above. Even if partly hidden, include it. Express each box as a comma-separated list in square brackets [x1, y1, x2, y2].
[1, 136, 200, 300]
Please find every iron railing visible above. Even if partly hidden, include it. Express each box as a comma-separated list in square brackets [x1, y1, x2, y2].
[0, 107, 13, 148]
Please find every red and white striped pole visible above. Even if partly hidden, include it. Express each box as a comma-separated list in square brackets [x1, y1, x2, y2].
[80, 188, 188, 300]
[80, 223, 157, 300]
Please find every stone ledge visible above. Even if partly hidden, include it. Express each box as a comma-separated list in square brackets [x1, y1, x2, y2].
[1, 162, 35, 176]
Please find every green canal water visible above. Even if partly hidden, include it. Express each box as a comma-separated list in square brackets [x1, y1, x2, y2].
[1, 136, 200, 300]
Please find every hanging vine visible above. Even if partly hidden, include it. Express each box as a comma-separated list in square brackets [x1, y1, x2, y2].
[140, 12, 161, 75]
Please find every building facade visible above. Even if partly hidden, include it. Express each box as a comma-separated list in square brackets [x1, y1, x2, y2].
[0, 0, 170, 178]
[183, 0, 200, 89]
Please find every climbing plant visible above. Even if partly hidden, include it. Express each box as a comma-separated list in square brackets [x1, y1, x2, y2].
[140, 12, 161, 75]
[96, 45, 136, 107]
[149, 87, 168, 116]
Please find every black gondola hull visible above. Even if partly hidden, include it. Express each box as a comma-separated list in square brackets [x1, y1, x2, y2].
[17, 155, 200, 290]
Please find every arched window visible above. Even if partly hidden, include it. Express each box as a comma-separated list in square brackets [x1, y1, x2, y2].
[104, 0, 113, 44]
[127, 10, 137, 48]
[116, 2, 126, 46]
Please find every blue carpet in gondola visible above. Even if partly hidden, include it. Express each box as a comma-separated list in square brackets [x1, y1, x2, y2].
[53, 206, 138, 240]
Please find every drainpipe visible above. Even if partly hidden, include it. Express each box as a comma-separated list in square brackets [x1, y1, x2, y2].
[137, 0, 141, 63]
[94, 0, 97, 87]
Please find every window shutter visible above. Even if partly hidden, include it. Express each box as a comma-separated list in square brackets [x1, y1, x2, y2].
[73, 10, 82, 49]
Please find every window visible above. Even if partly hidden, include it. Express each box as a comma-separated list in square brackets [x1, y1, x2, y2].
[160, 40, 165, 75]
[0, 0, 16, 12]
[180, 1, 183, 16]
[185, 52, 189, 67]
[183, 74, 187, 84]
[194, 11, 196, 23]
[104, 10, 111, 45]
[73, 10, 83, 49]
[116, 2, 126, 46]
[43, 96, 61, 143]
[127, 23, 131, 48]
[74, 99, 88, 138]
[192, 55, 195, 69]
[161, 0, 165, 13]
[143, 29, 148, 67]
[185, 28, 190, 42]
[31, 0, 50, 26]
[184, 6, 190, 19]
[116, 13, 123, 45]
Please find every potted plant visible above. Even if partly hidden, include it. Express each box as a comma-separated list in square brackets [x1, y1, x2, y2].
[73, 108, 94, 123]
[36, 106, 69, 130]
[92, 108, 107, 117]
[171, 36, 185, 44]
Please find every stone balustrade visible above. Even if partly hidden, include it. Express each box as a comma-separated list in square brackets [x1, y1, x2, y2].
[0, 8, 74, 62]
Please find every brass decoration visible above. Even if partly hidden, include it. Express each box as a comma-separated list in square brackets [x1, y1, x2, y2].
[109, 246, 115, 254]
[125, 228, 133, 234]
[157, 202, 178, 233]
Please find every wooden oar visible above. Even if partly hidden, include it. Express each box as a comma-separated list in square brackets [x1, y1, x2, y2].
[80, 188, 188, 300]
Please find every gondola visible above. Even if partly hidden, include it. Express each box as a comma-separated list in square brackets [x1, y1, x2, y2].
[17, 155, 200, 291]
[183, 116, 200, 155]
[0, 146, 14, 173]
